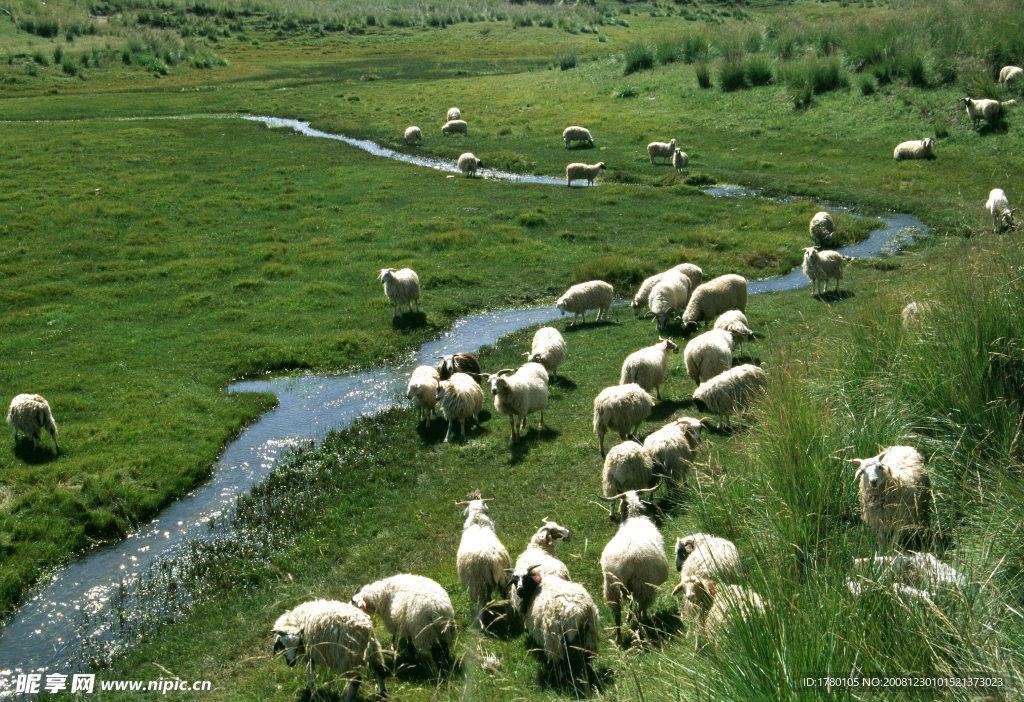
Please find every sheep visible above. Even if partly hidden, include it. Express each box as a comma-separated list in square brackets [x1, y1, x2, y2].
[802, 246, 852, 296]
[527, 327, 567, 381]
[999, 65, 1023, 87]
[692, 363, 767, 429]
[713, 310, 754, 357]
[675, 263, 703, 291]
[620, 337, 680, 400]
[684, 329, 734, 386]
[406, 365, 440, 428]
[893, 137, 935, 161]
[504, 564, 600, 684]
[378, 267, 421, 318]
[555, 280, 614, 326]
[7, 394, 59, 453]
[646, 269, 691, 331]
[672, 148, 689, 173]
[678, 577, 766, 652]
[632, 265, 702, 318]
[647, 138, 677, 164]
[593, 383, 654, 456]
[436, 352, 482, 380]
[455, 495, 512, 627]
[671, 533, 743, 623]
[849, 551, 966, 601]
[602, 441, 655, 516]
[900, 300, 933, 331]
[986, 188, 1016, 233]
[599, 486, 669, 644]
[271, 599, 387, 702]
[851, 446, 933, 550]
[566, 161, 606, 186]
[809, 211, 834, 246]
[436, 372, 484, 442]
[441, 119, 468, 136]
[562, 126, 594, 148]
[485, 362, 548, 443]
[404, 125, 422, 146]
[513, 519, 573, 582]
[962, 97, 1006, 128]
[643, 417, 703, 487]
[447, 107, 462, 121]
[457, 152, 483, 177]
[682, 274, 748, 333]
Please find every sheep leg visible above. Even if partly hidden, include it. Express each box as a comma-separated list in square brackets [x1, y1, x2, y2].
[343, 677, 361, 702]
[598, 431, 606, 457]
[509, 414, 517, 443]
[371, 662, 388, 698]
[460, 417, 467, 438]
[538, 409, 544, 428]
[444, 419, 454, 443]
[611, 603, 622, 646]
[305, 660, 316, 692]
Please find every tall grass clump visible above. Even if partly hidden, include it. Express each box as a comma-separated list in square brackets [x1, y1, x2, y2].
[744, 54, 774, 87]
[623, 42, 654, 75]
[782, 55, 849, 107]
[679, 34, 710, 63]
[695, 61, 711, 89]
[557, 52, 577, 70]
[718, 58, 746, 91]
[655, 38, 678, 65]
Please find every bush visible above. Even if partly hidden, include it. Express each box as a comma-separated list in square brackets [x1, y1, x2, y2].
[53, 46, 64, 65]
[623, 42, 654, 75]
[61, 57, 77, 75]
[719, 58, 747, 91]
[745, 54, 773, 86]
[695, 61, 711, 89]
[557, 52, 577, 70]
[616, 85, 638, 98]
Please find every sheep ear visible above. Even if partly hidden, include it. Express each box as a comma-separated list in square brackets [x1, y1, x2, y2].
[706, 580, 715, 597]
[503, 568, 515, 574]
[854, 467, 864, 481]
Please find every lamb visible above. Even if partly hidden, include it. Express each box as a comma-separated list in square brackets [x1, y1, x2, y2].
[642, 417, 703, 487]
[406, 365, 440, 428]
[271, 599, 387, 702]
[672, 148, 689, 172]
[593, 383, 654, 456]
[404, 125, 422, 145]
[646, 269, 691, 331]
[378, 267, 421, 318]
[555, 280, 614, 325]
[447, 107, 462, 121]
[602, 441, 655, 516]
[455, 495, 512, 627]
[802, 246, 851, 296]
[692, 363, 767, 429]
[684, 329, 734, 386]
[999, 65, 1023, 87]
[647, 138, 677, 164]
[678, 577, 767, 652]
[682, 274, 748, 332]
[436, 352, 482, 380]
[527, 327, 567, 381]
[566, 161, 606, 186]
[620, 337, 680, 400]
[961, 97, 1006, 128]
[562, 125, 594, 148]
[441, 119, 468, 136]
[893, 137, 935, 161]
[986, 188, 1016, 233]
[599, 486, 669, 644]
[713, 310, 754, 357]
[457, 152, 483, 177]
[351, 574, 455, 675]
[436, 372, 484, 442]
[809, 211, 834, 246]
[7, 394, 59, 453]
[486, 362, 549, 443]
[851, 446, 933, 549]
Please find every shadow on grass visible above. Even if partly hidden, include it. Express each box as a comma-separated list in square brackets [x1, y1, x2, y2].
[510, 425, 561, 466]
[12, 439, 60, 464]
[416, 411, 492, 443]
[480, 602, 526, 639]
[551, 375, 578, 392]
[387, 641, 464, 686]
[814, 290, 855, 303]
[649, 397, 696, 422]
[392, 311, 428, 331]
[527, 639, 610, 698]
[561, 320, 621, 334]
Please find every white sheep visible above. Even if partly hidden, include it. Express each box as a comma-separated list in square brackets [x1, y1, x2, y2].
[999, 65, 1023, 87]
[643, 417, 703, 487]
[436, 352, 482, 380]
[802, 246, 851, 296]
[809, 211, 834, 246]
[671, 534, 743, 593]
[599, 486, 669, 644]
[620, 337, 680, 400]
[647, 138, 677, 164]
[676, 263, 703, 291]
[893, 137, 935, 161]
[456, 496, 512, 627]
[714, 310, 754, 357]
[849, 552, 966, 601]
[679, 577, 767, 652]
[602, 440, 655, 515]
[672, 148, 689, 173]
[555, 280, 614, 325]
[351, 574, 455, 675]
[647, 269, 691, 331]
[271, 599, 387, 702]
[562, 126, 594, 148]
[684, 329, 734, 386]
[900, 300, 933, 331]
[404, 125, 422, 145]
[986, 188, 1016, 233]
[632, 264, 702, 318]
[7, 394, 59, 452]
[486, 362, 548, 444]
[527, 327, 567, 381]
[682, 274, 748, 332]
[692, 363, 767, 429]
[436, 372, 484, 442]
[513, 519, 573, 582]
[566, 161, 606, 186]
[593, 383, 654, 456]
[962, 97, 1005, 127]
[441, 119, 468, 136]
[378, 267, 421, 318]
[406, 365, 440, 428]
[457, 152, 483, 177]
[851, 446, 933, 549]
[447, 107, 462, 121]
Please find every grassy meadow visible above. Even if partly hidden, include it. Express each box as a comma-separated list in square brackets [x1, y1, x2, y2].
[0, 0, 1021, 696]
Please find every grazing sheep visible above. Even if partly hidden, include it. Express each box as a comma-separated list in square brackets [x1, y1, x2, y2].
[602, 441, 655, 516]
[802, 246, 851, 296]
[675, 263, 703, 291]
[457, 152, 483, 177]
[851, 446, 933, 549]
[599, 487, 669, 644]
[436, 373, 484, 442]
[647, 138, 677, 164]
[962, 97, 1006, 128]
[809, 211, 834, 246]
[632, 265, 701, 318]
[514, 519, 573, 582]
[672, 148, 689, 172]
[682, 274, 748, 332]
[436, 352, 482, 380]
[351, 574, 455, 675]
[679, 577, 766, 652]
[456, 496, 512, 627]
[378, 267, 421, 318]
[406, 365, 440, 428]
[556, 280, 614, 325]
[7, 394, 59, 453]
[271, 600, 387, 702]
[593, 383, 655, 456]
[620, 338, 680, 400]
[486, 362, 549, 444]
[643, 417, 703, 487]
[893, 138, 935, 161]
[693, 363, 767, 429]
[566, 162, 606, 186]
[684, 329, 734, 386]
[562, 126, 595, 148]
[527, 327, 567, 381]
[441, 119, 468, 136]
[647, 269, 691, 331]
[447, 107, 462, 121]
[714, 310, 754, 357]
[986, 188, 1016, 233]
[999, 65, 1023, 87]
[404, 125, 423, 146]
[671, 534, 743, 592]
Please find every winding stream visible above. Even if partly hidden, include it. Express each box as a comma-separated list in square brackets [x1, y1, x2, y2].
[0, 115, 929, 696]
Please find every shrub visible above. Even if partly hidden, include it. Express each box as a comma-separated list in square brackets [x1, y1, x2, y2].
[656, 38, 678, 65]
[695, 61, 711, 89]
[616, 85, 638, 98]
[719, 58, 747, 91]
[679, 34, 709, 63]
[745, 54, 773, 86]
[558, 52, 577, 70]
[33, 51, 49, 66]
[623, 42, 654, 75]
[61, 57, 77, 75]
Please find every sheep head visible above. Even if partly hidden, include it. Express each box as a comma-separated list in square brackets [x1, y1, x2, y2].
[675, 536, 698, 571]
[659, 337, 680, 354]
[271, 612, 305, 667]
[851, 448, 893, 489]
[503, 564, 542, 612]
[680, 576, 715, 610]
[378, 268, 397, 283]
[538, 519, 572, 546]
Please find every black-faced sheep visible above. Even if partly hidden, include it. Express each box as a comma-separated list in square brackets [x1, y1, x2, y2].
[436, 352, 482, 380]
